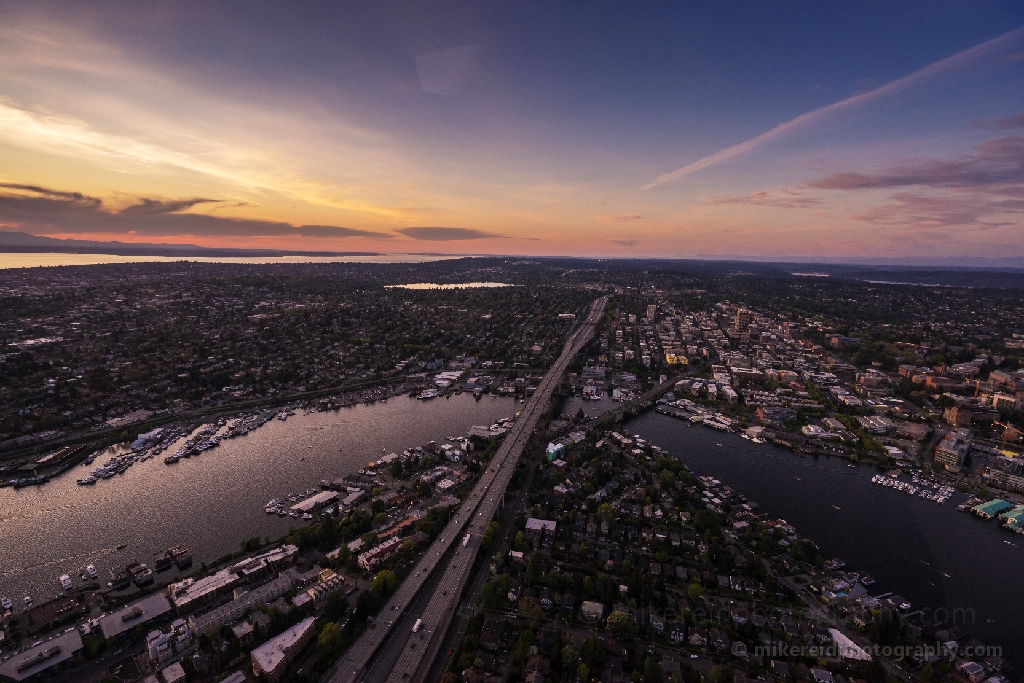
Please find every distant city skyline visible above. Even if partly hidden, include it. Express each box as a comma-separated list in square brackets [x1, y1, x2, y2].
[0, 2, 1022, 259]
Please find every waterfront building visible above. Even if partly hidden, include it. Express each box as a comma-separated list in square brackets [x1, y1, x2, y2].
[0, 629, 83, 681]
[168, 569, 240, 613]
[100, 593, 173, 640]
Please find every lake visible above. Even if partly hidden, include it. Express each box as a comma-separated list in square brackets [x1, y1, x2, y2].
[0, 393, 515, 605]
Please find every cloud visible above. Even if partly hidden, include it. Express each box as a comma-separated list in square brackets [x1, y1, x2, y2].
[849, 191, 1023, 229]
[708, 191, 820, 209]
[643, 26, 1024, 188]
[0, 182, 100, 205]
[396, 226, 506, 241]
[119, 197, 221, 215]
[807, 136, 1024, 191]
[415, 46, 481, 95]
[598, 214, 645, 223]
[0, 184, 392, 239]
[807, 134, 1024, 230]
[611, 239, 639, 247]
[995, 111, 1024, 129]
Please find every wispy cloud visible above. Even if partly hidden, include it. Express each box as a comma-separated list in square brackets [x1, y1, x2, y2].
[708, 191, 820, 209]
[120, 198, 221, 215]
[849, 191, 1023, 229]
[807, 133, 1024, 230]
[611, 239, 639, 247]
[598, 214, 645, 223]
[396, 226, 507, 241]
[807, 136, 1024, 191]
[643, 26, 1024, 189]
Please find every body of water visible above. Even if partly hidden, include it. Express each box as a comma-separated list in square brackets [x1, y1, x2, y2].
[385, 282, 513, 290]
[0, 253, 459, 269]
[0, 394, 515, 605]
[627, 411, 1023, 669]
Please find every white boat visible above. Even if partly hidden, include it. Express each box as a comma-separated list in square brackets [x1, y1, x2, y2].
[86, 564, 98, 579]
[59, 574, 73, 590]
[24, 596, 32, 605]
[1, 596, 11, 610]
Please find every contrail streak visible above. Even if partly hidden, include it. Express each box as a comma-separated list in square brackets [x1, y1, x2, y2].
[642, 25, 1024, 189]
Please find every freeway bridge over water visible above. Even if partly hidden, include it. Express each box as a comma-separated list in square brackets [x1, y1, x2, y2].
[323, 296, 608, 683]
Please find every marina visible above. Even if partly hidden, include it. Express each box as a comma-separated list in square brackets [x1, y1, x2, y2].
[0, 393, 516, 611]
[626, 409, 1024, 671]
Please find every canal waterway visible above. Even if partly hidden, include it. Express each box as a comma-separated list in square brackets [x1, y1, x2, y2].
[625, 411, 1024, 670]
[0, 393, 515, 607]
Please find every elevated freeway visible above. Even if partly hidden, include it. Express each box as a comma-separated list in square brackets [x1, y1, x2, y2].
[324, 296, 607, 683]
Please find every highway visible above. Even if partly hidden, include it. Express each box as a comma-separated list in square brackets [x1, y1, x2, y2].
[323, 295, 607, 683]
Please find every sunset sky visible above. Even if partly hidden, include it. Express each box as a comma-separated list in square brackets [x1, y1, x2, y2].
[0, 2, 1022, 259]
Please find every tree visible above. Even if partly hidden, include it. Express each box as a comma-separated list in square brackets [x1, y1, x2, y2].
[562, 642, 578, 670]
[606, 610, 639, 640]
[660, 469, 676, 487]
[525, 551, 543, 586]
[325, 591, 349, 620]
[579, 662, 592, 681]
[645, 654, 662, 683]
[597, 503, 615, 522]
[317, 622, 344, 658]
[687, 581, 704, 602]
[581, 636, 605, 667]
[372, 569, 397, 598]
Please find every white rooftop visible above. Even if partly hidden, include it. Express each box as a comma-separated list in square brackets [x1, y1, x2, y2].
[252, 616, 315, 674]
[525, 517, 557, 531]
[292, 490, 339, 512]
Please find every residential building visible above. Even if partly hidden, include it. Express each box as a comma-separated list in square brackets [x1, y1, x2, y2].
[251, 617, 316, 682]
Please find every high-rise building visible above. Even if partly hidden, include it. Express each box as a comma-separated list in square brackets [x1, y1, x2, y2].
[646, 304, 656, 320]
[734, 308, 752, 333]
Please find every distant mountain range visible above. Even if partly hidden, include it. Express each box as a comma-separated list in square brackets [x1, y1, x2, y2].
[0, 231, 382, 257]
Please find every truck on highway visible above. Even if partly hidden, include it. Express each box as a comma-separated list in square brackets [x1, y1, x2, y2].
[412, 619, 423, 632]
[462, 533, 471, 547]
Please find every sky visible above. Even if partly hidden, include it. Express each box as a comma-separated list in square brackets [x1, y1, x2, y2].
[0, 1, 1022, 260]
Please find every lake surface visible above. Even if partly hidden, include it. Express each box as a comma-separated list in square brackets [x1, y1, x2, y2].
[385, 282, 513, 290]
[0, 394, 515, 605]
[0, 253, 459, 269]
[626, 411, 1024, 669]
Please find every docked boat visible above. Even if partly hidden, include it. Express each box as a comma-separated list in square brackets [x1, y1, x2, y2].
[86, 564, 98, 579]
[77, 477, 97, 485]
[59, 574, 73, 590]
[1, 596, 11, 610]
[169, 546, 192, 569]
[153, 550, 174, 572]
[24, 596, 32, 606]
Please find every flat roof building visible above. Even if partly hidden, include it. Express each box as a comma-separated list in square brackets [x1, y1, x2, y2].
[168, 569, 240, 612]
[251, 616, 315, 682]
[100, 593, 173, 639]
[189, 575, 294, 635]
[291, 491, 339, 512]
[0, 629, 83, 681]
